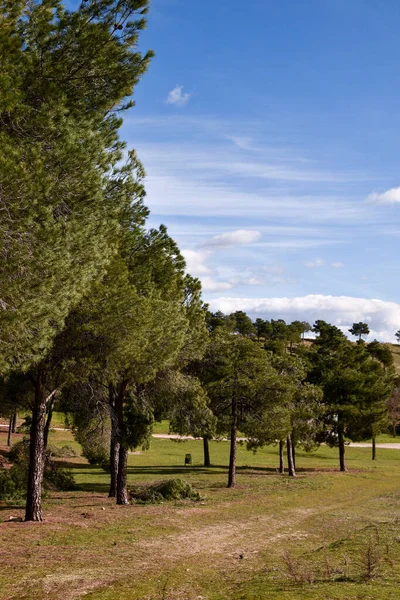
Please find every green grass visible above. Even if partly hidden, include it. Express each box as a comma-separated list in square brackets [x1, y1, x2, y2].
[152, 419, 170, 435]
[2, 428, 400, 600]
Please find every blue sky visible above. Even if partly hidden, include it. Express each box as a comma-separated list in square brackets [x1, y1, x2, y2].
[69, 1, 400, 340]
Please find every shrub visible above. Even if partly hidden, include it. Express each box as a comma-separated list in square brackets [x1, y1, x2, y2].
[47, 445, 78, 458]
[74, 426, 110, 470]
[130, 478, 201, 504]
[8, 439, 29, 464]
[44, 463, 77, 491]
[0, 440, 77, 503]
[0, 464, 27, 503]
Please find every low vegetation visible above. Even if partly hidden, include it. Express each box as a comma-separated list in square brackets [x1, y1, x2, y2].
[1, 426, 400, 600]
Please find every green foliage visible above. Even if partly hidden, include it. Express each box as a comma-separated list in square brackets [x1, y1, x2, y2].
[124, 396, 154, 451]
[130, 478, 201, 504]
[349, 322, 370, 341]
[205, 310, 235, 333]
[231, 310, 256, 336]
[197, 329, 286, 445]
[63, 381, 111, 469]
[264, 339, 286, 355]
[0, 0, 152, 376]
[74, 426, 110, 469]
[1, 439, 76, 502]
[367, 340, 394, 368]
[168, 373, 216, 439]
[308, 324, 394, 444]
[44, 463, 77, 492]
[0, 373, 32, 420]
[47, 445, 78, 458]
[8, 439, 28, 464]
[0, 463, 27, 503]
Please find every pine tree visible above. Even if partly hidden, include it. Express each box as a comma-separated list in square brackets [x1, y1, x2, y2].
[0, 1, 152, 377]
[309, 323, 394, 471]
[0, 1, 153, 521]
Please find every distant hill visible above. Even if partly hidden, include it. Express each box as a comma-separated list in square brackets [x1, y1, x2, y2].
[300, 339, 400, 376]
[390, 344, 400, 375]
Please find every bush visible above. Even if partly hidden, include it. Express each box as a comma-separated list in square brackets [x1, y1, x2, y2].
[44, 463, 77, 491]
[17, 416, 31, 433]
[0, 464, 27, 503]
[47, 445, 78, 458]
[74, 426, 110, 471]
[130, 478, 201, 504]
[0, 440, 77, 503]
[8, 439, 29, 464]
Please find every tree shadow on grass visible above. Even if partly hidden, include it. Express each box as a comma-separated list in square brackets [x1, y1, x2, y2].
[0, 504, 24, 512]
[57, 460, 103, 471]
[126, 465, 226, 477]
[73, 482, 111, 493]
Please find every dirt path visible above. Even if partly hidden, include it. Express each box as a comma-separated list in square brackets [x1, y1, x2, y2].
[349, 442, 400, 449]
[4, 425, 400, 448]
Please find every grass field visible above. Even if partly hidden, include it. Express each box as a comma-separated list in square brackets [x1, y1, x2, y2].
[1, 423, 400, 600]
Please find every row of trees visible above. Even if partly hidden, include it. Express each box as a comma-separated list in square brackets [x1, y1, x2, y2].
[0, 0, 197, 520]
[169, 318, 396, 485]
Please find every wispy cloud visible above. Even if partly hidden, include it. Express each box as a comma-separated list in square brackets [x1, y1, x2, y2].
[166, 85, 191, 107]
[305, 259, 345, 269]
[367, 186, 400, 204]
[200, 277, 233, 292]
[207, 294, 400, 342]
[203, 229, 262, 248]
[225, 135, 256, 150]
[305, 258, 324, 268]
[182, 229, 263, 293]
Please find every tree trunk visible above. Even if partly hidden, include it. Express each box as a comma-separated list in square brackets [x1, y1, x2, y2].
[393, 424, 396, 438]
[11, 410, 17, 433]
[116, 445, 129, 505]
[338, 427, 347, 472]
[227, 397, 237, 488]
[25, 370, 47, 522]
[291, 440, 296, 470]
[43, 396, 56, 451]
[372, 437, 376, 461]
[286, 434, 296, 477]
[109, 434, 120, 498]
[7, 414, 13, 447]
[203, 436, 211, 467]
[115, 382, 129, 505]
[278, 440, 284, 473]
[108, 386, 119, 498]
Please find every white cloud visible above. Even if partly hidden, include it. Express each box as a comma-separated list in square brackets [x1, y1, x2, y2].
[183, 230, 263, 291]
[305, 258, 324, 268]
[204, 229, 262, 248]
[200, 277, 233, 292]
[229, 276, 265, 286]
[181, 249, 212, 276]
[304, 259, 344, 269]
[166, 85, 191, 107]
[367, 186, 400, 204]
[207, 294, 400, 343]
